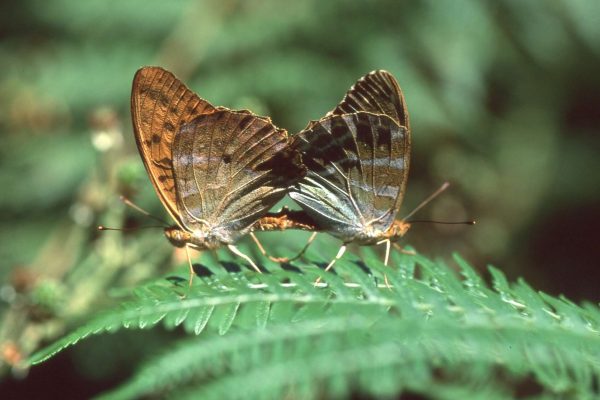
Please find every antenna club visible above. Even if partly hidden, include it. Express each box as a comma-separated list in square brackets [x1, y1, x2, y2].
[98, 225, 121, 231]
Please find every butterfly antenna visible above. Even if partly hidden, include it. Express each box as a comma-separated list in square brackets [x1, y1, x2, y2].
[402, 182, 450, 221]
[119, 195, 169, 225]
[408, 220, 476, 225]
[97, 225, 165, 232]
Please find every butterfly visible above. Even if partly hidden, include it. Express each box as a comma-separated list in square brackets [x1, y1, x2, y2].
[283, 70, 413, 273]
[131, 66, 306, 279]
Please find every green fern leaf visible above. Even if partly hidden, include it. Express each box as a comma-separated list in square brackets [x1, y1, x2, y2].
[28, 251, 600, 399]
[96, 312, 600, 400]
[183, 304, 215, 335]
[214, 301, 241, 335]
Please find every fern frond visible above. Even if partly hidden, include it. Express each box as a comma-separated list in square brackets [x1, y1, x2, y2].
[97, 312, 599, 400]
[28, 256, 393, 364]
[28, 251, 600, 399]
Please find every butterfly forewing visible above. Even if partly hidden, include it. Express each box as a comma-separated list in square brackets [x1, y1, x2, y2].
[320, 70, 409, 130]
[172, 110, 302, 243]
[290, 112, 409, 241]
[131, 66, 216, 225]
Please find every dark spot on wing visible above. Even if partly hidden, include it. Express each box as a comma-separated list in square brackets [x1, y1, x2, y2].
[331, 123, 347, 138]
[376, 123, 391, 151]
[152, 134, 161, 143]
[145, 88, 160, 100]
[223, 154, 232, 164]
[164, 121, 175, 131]
[311, 132, 331, 151]
[331, 119, 355, 149]
[257, 148, 306, 182]
[158, 175, 168, 182]
[214, 111, 227, 121]
[356, 121, 372, 143]
[304, 157, 326, 173]
[159, 95, 169, 107]
[339, 153, 359, 170]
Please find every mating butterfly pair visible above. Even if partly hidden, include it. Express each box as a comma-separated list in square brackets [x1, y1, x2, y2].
[131, 67, 411, 280]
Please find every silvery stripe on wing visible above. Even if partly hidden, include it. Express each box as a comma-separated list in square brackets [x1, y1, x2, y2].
[302, 172, 352, 203]
[311, 152, 405, 171]
[290, 191, 364, 241]
[293, 176, 358, 220]
[293, 173, 373, 233]
[350, 178, 399, 200]
[173, 153, 280, 182]
[289, 190, 359, 228]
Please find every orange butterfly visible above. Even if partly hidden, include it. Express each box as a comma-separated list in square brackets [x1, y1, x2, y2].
[131, 67, 308, 281]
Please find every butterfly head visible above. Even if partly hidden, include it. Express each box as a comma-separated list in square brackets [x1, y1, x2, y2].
[383, 220, 411, 242]
[349, 219, 411, 245]
[163, 226, 223, 250]
[164, 226, 191, 248]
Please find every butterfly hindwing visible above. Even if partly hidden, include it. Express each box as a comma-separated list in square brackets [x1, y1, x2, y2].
[131, 66, 216, 225]
[172, 110, 304, 242]
[290, 112, 408, 241]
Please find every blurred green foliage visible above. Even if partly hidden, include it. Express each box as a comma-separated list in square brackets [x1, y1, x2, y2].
[1, 0, 599, 397]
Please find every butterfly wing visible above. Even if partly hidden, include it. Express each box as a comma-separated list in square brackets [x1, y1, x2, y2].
[328, 70, 410, 128]
[131, 66, 216, 225]
[328, 70, 412, 219]
[172, 109, 305, 243]
[290, 112, 409, 242]
[291, 70, 411, 241]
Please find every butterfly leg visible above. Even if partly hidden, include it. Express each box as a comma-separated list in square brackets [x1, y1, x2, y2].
[314, 244, 347, 286]
[227, 244, 262, 274]
[249, 232, 268, 256]
[185, 245, 195, 287]
[392, 243, 416, 256]
[287, 232, 318, 262]
[250, 232, 318, 263]
[249, 232, 290, 263]
[376, 239, 392, 289]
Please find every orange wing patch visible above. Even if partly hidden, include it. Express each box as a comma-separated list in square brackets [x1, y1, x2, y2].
[131, 67, 216, 225]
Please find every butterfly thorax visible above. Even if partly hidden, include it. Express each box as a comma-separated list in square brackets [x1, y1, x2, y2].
[164, 225, 225, 250]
